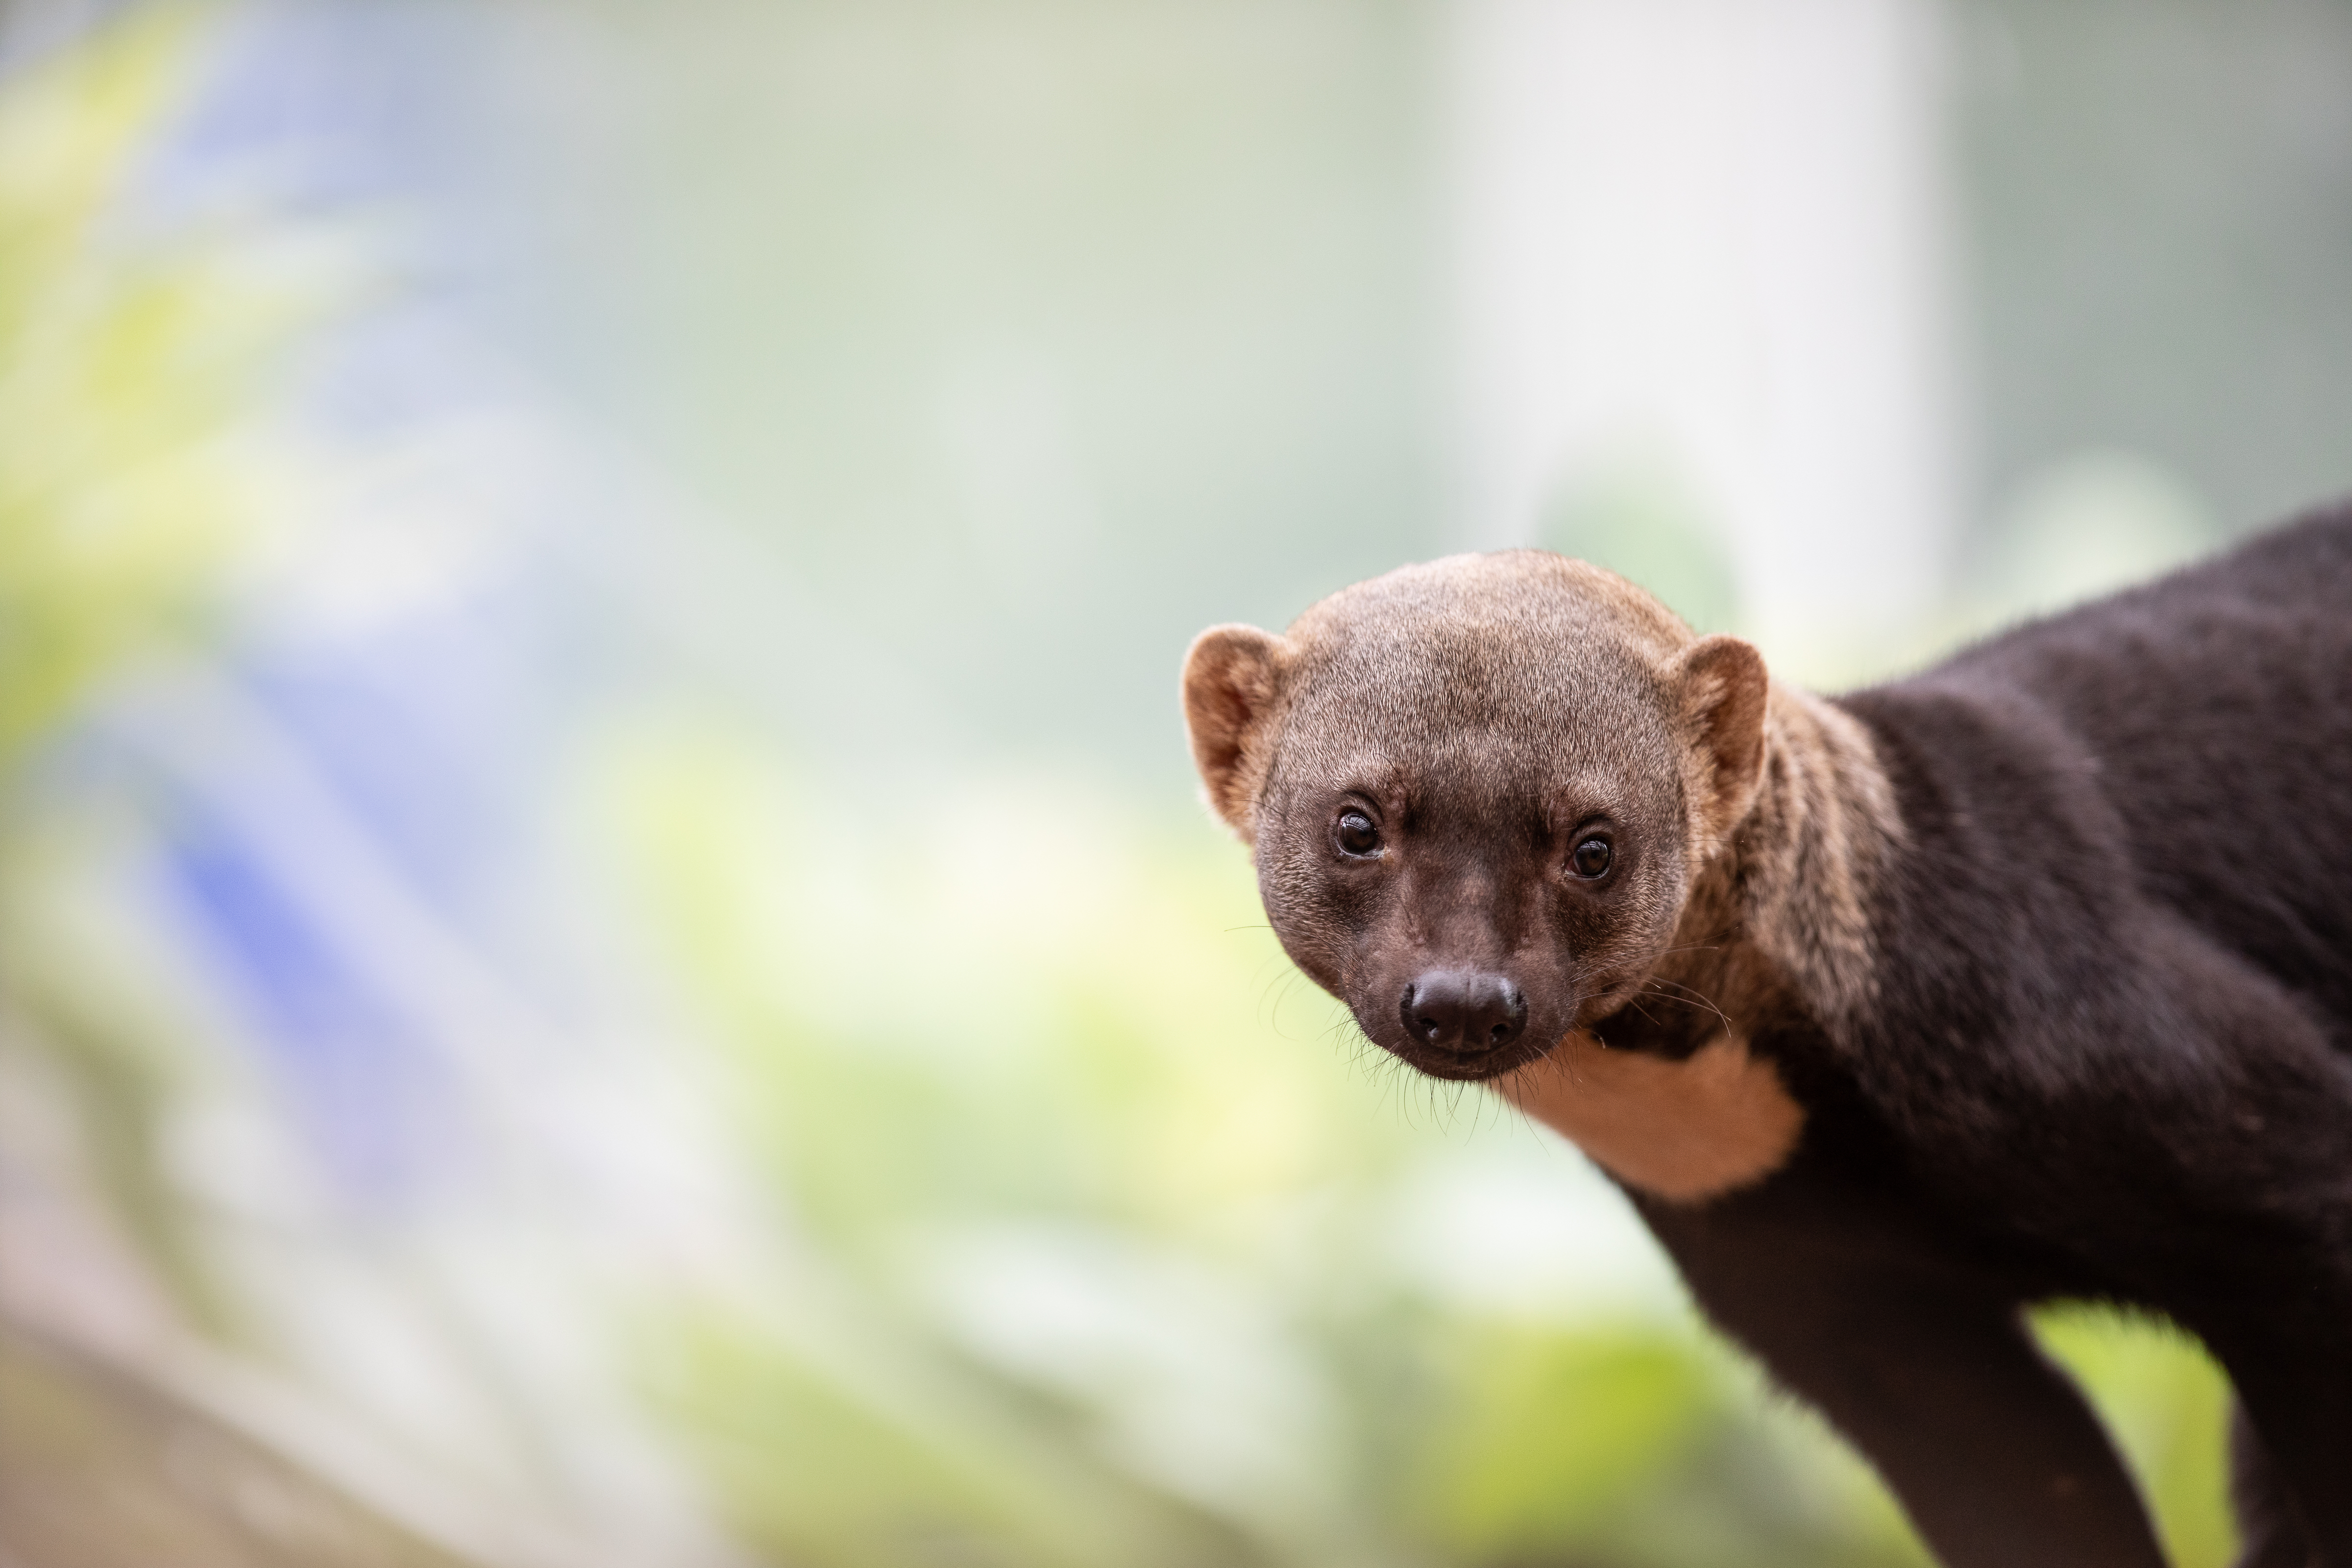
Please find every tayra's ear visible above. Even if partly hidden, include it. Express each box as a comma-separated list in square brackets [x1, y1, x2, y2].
[1667, 633, 1770, 854]
[1182, 624, 1290, 838]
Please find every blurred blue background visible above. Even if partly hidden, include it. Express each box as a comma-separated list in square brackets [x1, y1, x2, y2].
[1, 2, 2344, 1564]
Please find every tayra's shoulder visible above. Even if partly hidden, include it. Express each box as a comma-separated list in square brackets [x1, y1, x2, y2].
[1884, 501, 2352, 705]
[1826, 501, 2352, 815]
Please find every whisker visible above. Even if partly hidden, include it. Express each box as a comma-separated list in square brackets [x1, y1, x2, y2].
[1643, 975, 1735, 1032]
[1468, 1080, 1502, 1140]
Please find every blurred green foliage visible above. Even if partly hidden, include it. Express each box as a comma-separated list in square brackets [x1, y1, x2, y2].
[0, 9, 2252, 1568]
[0, 2, 331, 1353]
[0, 7, 321, 767]
[1412, 1326, 1718, 1556]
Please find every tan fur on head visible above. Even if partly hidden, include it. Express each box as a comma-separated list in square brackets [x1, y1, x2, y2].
[1181, 549, 1902, 1208]
[1181, 624, 1289, 838]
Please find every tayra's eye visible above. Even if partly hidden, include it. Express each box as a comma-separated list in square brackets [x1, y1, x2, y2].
[1334, 809, 1382, 858]
[1571, 836, 1614, 878]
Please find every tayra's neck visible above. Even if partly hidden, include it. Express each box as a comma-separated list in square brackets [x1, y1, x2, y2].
[1737, 681, 1903, 1030]
[1597, 681, 1902, 1054]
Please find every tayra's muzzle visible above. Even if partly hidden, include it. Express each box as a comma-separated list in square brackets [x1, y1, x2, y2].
[1399, 968, 1527, 1057]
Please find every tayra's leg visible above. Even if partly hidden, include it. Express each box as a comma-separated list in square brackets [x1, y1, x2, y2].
[1638, 1174, 2166, 1568]
[2201, 1319, 2352, 1568]
[2133, 942, 2352, 1568]
[2230, 1400, 2320, 1568]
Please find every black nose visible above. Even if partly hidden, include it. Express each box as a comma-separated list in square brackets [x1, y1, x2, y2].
[1400, 971, 1527, 1054]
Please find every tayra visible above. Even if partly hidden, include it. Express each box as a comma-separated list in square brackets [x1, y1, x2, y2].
[1181, 506, 2352, 1568]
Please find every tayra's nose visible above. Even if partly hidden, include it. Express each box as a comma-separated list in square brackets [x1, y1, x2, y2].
[1401, 971, 1527, 1054]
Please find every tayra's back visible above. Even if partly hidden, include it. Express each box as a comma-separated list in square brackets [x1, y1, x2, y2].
[1877, 505, 2352, 1031]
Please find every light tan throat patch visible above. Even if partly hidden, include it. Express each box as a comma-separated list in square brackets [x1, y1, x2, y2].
[1495, 1031, 1805, 1204]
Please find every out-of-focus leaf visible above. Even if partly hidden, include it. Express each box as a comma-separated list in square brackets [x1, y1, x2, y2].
[0, 7, 329, 766]
[1408, 1323, 1717, 1563]
[643, 1304, 1257, 1568]
[0, 1322, 479, 1567]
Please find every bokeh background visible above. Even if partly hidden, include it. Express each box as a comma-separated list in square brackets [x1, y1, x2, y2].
[2, 1, 2346, 1564]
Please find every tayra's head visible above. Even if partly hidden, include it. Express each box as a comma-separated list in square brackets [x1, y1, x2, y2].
[1182, 551, 1769, 1081]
